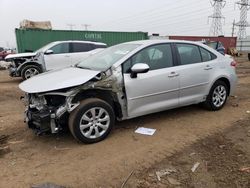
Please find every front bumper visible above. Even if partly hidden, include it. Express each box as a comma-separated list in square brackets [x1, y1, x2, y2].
[25, 108, 60, 135]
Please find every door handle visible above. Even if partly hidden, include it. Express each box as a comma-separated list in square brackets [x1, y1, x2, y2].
[168, 72, 179, 78]
[204, 65, 213, 70]
[64, 55, 70, 57]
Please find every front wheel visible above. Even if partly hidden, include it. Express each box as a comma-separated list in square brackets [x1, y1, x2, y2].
[69, 98, 115, 144]
[203, 80, 229, 111]
[21, 65, 41, 80]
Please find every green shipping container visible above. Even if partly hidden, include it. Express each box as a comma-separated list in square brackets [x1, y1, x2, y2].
[15, 29, 148, 53]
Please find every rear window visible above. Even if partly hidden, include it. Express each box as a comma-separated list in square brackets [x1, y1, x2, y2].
[200, 47, 217, 62]
[71, 43, 93, 53]
[176, 44, 202, 65]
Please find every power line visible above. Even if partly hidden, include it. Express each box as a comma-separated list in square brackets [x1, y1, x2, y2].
[96, 0, 209, 29]
[81, 24, 91, 30]
[232, 19, 236, 36]
[67, 23, 75, 30]
[235, 0, 250, 39]
[209, 0, 226, 36]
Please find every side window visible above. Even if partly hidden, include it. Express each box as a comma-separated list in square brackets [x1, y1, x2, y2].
[49, 43, 69, 54]
[200, 47, 212, 62]
[95, 44, 107, 48]
[176, 44, 202, 65]
[123, 44, 173, 72]
[72, 43, 92, 53]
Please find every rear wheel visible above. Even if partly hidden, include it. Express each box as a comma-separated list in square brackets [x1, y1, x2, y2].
[21, 65, 41, 80]
[203, 80, 228, 111]
[69, 98, 115, 144]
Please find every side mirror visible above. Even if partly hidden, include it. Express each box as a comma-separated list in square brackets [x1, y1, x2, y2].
[45, 49, 53, 55]
[130, 63, 149, 78]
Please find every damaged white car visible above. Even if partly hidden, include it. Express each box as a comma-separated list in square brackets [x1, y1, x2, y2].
[5, 40, 107, 80]
[19, 40, 237, 143]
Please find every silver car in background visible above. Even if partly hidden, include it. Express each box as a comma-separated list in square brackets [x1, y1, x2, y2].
[19, 40, 237, 143]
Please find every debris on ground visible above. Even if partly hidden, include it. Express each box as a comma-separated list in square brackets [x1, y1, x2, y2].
[31, 182, 66, 188]
[189, 152, 196, 156]
[54, 146, 70, 151]
[155, 168, 177, 181]
[191, 162, 200, 172]
[239, 167, 250, 173]
[134, 117, 250, 188]
[167, 177, 181, 185]
[121, 170, 134, 188]
[135, 127, 156, 136]
[0, 61, 11, 70]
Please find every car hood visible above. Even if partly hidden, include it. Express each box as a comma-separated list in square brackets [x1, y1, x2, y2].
[19, 67, 101, 93]
[5, 52, 36, 60]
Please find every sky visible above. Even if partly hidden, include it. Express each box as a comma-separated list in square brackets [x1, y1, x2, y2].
[0, 0, 246, 48]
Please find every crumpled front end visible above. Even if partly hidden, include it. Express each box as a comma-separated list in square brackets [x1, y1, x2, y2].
[24, 91, 79, 135]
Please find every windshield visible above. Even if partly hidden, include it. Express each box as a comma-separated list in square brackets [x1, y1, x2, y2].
[76, 43, 140, 71]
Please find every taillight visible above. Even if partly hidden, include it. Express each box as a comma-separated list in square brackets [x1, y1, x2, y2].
[231, 60, 237, 67]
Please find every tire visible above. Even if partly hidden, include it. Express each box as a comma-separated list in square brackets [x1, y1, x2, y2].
[203, 80, 229, 111]
[21, 65, 41, 80]
[69, 98, 115, 144]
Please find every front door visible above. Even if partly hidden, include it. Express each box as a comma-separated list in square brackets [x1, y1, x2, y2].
[44, 42, 71, 70]
[123, 43, 179, 118]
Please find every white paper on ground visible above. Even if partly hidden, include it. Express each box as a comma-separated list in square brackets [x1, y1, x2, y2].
[135, 127, 156, 136]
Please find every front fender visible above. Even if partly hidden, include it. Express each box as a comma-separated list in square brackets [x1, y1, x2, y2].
[17, 61, 43, 73]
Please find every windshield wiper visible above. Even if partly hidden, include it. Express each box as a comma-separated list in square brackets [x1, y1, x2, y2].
[75, 65, 92, 70]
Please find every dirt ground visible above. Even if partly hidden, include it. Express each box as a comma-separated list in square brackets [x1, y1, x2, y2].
[0, 57, 250, 188]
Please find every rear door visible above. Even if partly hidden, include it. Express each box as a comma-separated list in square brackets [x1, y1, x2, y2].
[44, 42, 71, 70]
[123, 43, 180, 118]
[174, 43, 216, 106]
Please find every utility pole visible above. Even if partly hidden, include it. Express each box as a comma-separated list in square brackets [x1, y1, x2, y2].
[235, 0, 250, 39]
[232, 19, 236, 37]
[208, 0, 226, 36]
[82, 24, 91, 31]
[67, 24, 75, 30]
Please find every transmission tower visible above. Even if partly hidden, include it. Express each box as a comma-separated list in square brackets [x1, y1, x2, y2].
[236, 0, 250, 39]
[208, 0, 226, 36]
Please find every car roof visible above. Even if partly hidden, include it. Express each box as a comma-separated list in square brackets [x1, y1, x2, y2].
[50, 40, 107, 46]
[123, 39, 203, 46]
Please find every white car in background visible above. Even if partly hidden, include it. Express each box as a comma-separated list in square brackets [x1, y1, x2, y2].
[5, 40, 107, 79]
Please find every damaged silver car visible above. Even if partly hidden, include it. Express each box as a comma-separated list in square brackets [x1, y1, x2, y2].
[19, 40, 237, 143]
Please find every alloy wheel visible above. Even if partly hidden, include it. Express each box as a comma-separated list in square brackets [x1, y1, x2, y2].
[79, 107, 110, 139]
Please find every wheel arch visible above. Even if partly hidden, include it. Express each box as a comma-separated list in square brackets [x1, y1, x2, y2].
[17, 61, 43, 73]
[211, 77, 231, 96]
[72, 89, 123, 119]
